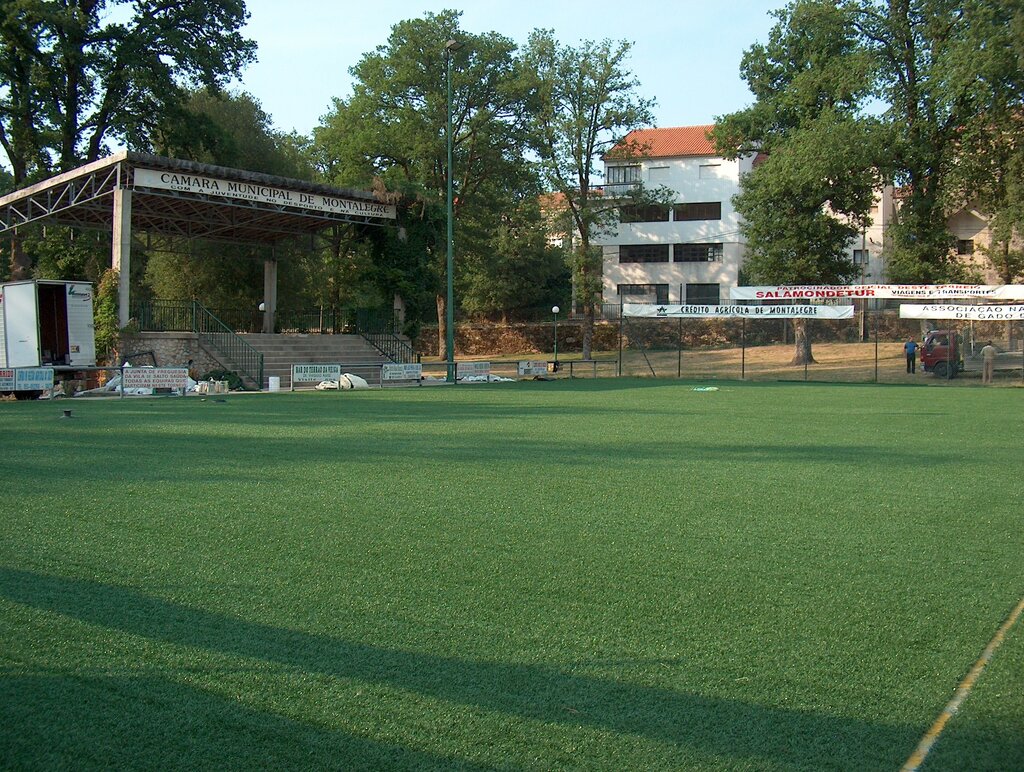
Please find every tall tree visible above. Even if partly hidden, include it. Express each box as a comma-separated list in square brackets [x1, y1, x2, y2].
[314, 10, 536, 359]
[849, 0, 1024, 281]
[0, 0, 255, 184]
[717, 0, 1024, 359]
[143, 90, 317, 311]
[714, 0, 880, 363]
[524, 30, 656, 360]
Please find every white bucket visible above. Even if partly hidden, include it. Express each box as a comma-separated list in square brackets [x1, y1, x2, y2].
[268, 376, 281, 392]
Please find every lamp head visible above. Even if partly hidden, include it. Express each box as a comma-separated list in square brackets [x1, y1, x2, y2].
[552, 305, 560, 315]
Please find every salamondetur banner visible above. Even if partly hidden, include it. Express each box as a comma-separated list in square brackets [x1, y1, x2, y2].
[730, 284, 1024, 300]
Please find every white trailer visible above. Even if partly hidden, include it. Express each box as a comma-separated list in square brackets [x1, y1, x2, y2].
[0, 280, 97, 368]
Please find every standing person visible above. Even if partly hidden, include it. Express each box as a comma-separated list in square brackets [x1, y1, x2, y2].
[980, 341, 997, 384]
[903, 337, 918, 374]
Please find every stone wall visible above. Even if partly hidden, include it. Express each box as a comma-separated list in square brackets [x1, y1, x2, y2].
[120, 332, 224, 376]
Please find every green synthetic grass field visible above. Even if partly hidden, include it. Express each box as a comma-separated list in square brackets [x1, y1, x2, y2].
[1, 381, 1021, 770]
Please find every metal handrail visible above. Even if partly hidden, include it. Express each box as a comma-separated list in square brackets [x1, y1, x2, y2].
[356, 308, 418, 364]
[131, 300, 264, 389]
[192, 303, 264, 390]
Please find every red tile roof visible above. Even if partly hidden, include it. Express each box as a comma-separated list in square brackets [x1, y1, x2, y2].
[607, 125, 718, 160]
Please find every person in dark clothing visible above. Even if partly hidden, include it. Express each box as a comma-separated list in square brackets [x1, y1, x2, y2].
[903, 338, 918, 373]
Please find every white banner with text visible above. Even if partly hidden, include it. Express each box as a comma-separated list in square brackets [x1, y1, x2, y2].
[134, 168, 397, 220]
[899, 304, 1024, 321]
[624, 303, 855, 319]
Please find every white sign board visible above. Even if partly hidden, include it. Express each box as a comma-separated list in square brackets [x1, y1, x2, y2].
[1, 367, 55, 390]
[900, 304, 1024, 321]
[624, 303, 855, 319]
[292, 363, 342, 383]
[382, 363, 423, 381]
[122, 368, 189, 390]
[134, 168, 397, 220]
[518, 361, 549, 376]
[457, 361, 491, 377]
[731, 284, 1024, 301]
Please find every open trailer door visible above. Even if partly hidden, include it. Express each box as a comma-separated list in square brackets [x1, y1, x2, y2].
[2, 282, 41, 367]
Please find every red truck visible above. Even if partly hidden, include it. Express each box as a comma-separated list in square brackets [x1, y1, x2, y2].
[919, 329, 962, 378]
[919, 329, 1021, 378]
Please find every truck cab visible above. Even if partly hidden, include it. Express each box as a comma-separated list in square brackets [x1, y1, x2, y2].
[920, 329, 962, 378]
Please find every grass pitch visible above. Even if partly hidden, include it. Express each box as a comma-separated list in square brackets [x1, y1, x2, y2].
[1, 380, 1022, 770]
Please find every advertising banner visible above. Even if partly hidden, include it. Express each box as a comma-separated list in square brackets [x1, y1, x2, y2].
[623, 303, 855, 319]
[291, 364, 342, 383]
[122, 368, 188, 390]
[457, 361, 491, 377]
[134, 168, 396, 220]
[382, 363, 423, 381]
[14, 368, 55, 390]
[517, 361, 549, 376]
[730, 284, 1024, 301]
[899, 304, 1024, 321]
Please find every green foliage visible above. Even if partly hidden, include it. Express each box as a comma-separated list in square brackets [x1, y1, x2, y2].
[93, 268, 120, 364]
[716, 0, 1024, 284]
[524, 30, 656, 357]
[313, 11, 545, 337]
[142, 90, 320, 309]
[733, 112, 883, 286]
[21, 226, 111, 283]
[0, 0, 256, 183]
[153, 90, 314, 180]
[459, 199, 569, 318]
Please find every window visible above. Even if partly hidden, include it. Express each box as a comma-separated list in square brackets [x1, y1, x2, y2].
[957, 239, 975, 255]
[649, 166, 670, 183]
[673, 202, 722, 221]
[618, 284, 669, 304]
[619, 204, 670, 224]
[852, 249, 870, 265]
[698, 164, 723, 179]
[685, 283, 720, 305]
[606, 165, 641, 185]
[674, 243, 723, 262]
[619, 244, 670, 263]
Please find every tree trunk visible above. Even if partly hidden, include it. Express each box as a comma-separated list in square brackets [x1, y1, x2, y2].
[581, 301, 594, 360]
[8, 234, 31, 280]
[436, 293, 449, 360]
[789, 318, 816, 365]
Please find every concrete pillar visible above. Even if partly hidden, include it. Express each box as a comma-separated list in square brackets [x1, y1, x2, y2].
[112, 188, 133, 327]
[262, 257, 278, 334]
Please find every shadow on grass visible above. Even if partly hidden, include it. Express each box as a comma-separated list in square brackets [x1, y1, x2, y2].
[1, 566, 927, 769]
[0, 672, 484, 771]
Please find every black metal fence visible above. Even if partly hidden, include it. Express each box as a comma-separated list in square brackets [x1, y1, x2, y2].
[616, 311, 1024, 385]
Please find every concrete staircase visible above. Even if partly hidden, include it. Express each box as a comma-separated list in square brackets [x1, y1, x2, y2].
[240, 333, 394, 389]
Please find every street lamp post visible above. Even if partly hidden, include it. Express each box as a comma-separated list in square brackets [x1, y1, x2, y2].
[552, 305, 560, 371]
[444, 39, 461, 383]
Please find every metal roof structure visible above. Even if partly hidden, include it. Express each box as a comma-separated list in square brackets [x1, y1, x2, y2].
[0, 152, 399, 330]
[0, 151, 396, 243]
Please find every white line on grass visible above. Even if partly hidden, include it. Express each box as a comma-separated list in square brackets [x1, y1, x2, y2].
[901, 594, 1024, 771]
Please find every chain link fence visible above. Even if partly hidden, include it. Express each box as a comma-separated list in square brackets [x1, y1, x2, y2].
[616, 308, 1024, 386]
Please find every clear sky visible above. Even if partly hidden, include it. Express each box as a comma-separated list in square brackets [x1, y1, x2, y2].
[235, 0, 785, 137]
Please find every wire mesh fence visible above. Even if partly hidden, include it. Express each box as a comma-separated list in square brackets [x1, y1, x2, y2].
[616, 310, 1024, 385]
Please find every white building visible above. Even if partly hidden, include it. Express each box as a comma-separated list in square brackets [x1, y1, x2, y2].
[597, 125, 1010, 309]
[599, 125, 756, 308]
